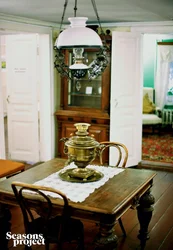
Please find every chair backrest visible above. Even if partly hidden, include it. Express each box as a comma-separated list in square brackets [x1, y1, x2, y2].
[11, 182, 69, 237]
[99, 141, 128, 168]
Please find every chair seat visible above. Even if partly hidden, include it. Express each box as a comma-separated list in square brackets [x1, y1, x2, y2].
[29, 216, 84, 243]
[0, 159, 25, 178]
[142, 114, 162, 125]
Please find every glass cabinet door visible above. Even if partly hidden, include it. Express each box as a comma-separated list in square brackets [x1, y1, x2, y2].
[67, 50, 102, 109]
[68, 78, 102, 109]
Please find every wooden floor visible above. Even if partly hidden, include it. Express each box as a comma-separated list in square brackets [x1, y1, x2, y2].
[8, 168, 173, 250]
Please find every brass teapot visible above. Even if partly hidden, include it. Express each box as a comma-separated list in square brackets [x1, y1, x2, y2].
[60, 123, 103, 182]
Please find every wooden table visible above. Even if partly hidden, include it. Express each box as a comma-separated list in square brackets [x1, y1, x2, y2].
[0, 158, 156, 250]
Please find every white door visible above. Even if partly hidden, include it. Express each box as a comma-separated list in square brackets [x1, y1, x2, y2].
[6, 34, 39, 162]
[110, 32, 143, 167]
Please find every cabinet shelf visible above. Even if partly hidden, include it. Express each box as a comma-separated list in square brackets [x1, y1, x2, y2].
[69, 93, 101, 98]
[74, 79, 101, 82]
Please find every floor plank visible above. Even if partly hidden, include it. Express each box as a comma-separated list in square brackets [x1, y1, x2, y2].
[145, 202, 173, 250]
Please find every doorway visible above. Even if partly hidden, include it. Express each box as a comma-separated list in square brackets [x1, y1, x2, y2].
[142, 33, 173, 164]
[110, 24, 173, 167]
[0, 23, 53, 163]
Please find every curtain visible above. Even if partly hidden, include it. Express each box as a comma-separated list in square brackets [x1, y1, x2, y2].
[155, 45, 173, 109]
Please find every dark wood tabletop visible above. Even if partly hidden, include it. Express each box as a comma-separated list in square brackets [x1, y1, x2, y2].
[0, 158, 156, 250]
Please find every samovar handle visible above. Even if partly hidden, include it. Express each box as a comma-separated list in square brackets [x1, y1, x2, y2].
[96, 143, 105, 158]
[59, 137, 69, 154]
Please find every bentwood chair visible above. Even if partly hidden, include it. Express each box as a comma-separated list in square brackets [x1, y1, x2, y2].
[99, 141, 129, 237]
[99, 141, 128, 168]
[11, 182, 84, 250]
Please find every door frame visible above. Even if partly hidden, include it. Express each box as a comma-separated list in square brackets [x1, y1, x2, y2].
[0, 20, 54, 161]
[109, 22, 173, 164]
[130, 23, 173, 162]
[0, 43, 6, 158]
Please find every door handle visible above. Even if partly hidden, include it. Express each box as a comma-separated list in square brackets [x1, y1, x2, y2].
[6, 95, 10, 103]
[114, 99, 118, 108]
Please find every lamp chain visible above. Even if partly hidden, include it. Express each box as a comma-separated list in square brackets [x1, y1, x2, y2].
[59, 0, 68, 32]
[74, 0, 78, 17]
[91, 0, 104, 35]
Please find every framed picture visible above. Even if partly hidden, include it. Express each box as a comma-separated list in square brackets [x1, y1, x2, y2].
[86, 86, 92, 94]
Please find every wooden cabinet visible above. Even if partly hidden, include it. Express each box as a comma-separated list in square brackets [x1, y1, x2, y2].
[56, 110, 110, 158]
[55, 32, 111, 161]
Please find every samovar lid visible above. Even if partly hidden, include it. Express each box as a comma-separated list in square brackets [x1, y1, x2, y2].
[65, 123, 100, 148]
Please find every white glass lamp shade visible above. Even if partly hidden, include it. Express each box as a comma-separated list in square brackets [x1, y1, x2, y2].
[55, 17, 102, 48]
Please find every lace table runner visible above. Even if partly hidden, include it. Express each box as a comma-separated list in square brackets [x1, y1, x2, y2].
[33, 163, 124, 203]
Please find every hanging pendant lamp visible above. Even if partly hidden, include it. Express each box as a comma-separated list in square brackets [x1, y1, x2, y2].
[55, 17, 102, 48]
[54, 0, 109, 80]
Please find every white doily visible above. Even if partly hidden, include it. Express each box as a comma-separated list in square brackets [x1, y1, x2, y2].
[33, 163, 124, 203]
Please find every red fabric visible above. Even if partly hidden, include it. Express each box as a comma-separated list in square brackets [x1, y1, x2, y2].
[142, 133, 173, 163]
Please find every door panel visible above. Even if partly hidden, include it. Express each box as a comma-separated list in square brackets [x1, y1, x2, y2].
[110, 32, 143, 167]
[6, 34, 39, 162]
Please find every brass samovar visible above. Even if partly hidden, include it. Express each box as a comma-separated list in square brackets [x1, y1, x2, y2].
[59, 123, 103, 182]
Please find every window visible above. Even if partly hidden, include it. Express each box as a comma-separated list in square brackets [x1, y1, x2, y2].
[166, 61, 173, 105]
